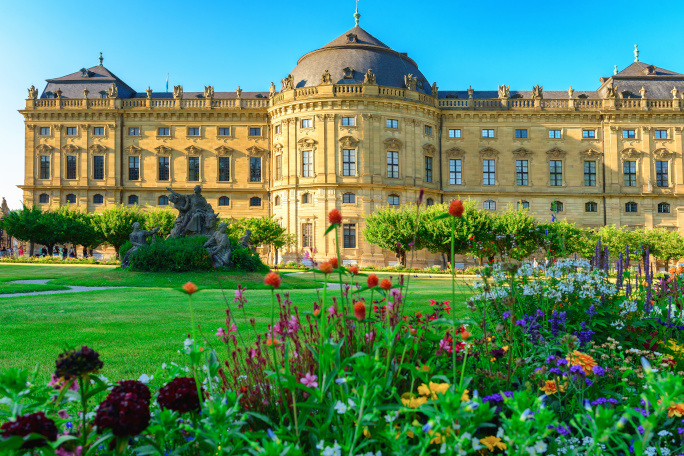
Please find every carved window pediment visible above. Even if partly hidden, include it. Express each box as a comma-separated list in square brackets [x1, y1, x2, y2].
[297, 138, 317, 149]
[62, 144, 80, 153]
[215, 145, 233, 156]
[446, 147, 465, 158]
[247, 145, 266, 155]
[479, 147, 499, 157]
[339, 136, 359, 148]
[545, 147, 565, 158]
[124, 145, 141, 154]
[422, 144, 437, 155]
[621, 148, 641, 158]
[272, 143, 283, 153]
[154, 145, 173, 155]
[580, 148, 603, 158]
[653, 148, 674, 159]
[88, 144, 107, 154]
[512, 147, 532, 157]
[384, 138, 402, 150]
[185, 145, 202, 155]
[36, 144, 53, 153]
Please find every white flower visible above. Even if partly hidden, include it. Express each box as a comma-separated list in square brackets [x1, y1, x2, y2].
[138, 374, 150, 384]
[316, 441, 325, 450]
[161, 363, 167, 369]
[534, 441, 548, 452]
[322, 441, 341, 456]
[439, 443, 446, 454]
[384, 412, 398, 423]
[334, 400, 348, 414]
[347, 398, 356, 409]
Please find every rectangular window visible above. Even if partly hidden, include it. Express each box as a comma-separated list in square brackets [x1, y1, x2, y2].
[550, 160, 563, 186]
[128, 127, 139, 136]
[449, 159, 462, 185]
[93, 156, 104, 180]
[188, 157, 200, 182]
[302, 151, 313, 177]
[386, 119, 398, 129]
[548, 129, 561, 139]
[188, 127, 200, 136]
[275, 155, 282, 180]
[656, 160, 669, 187]
[343, 224, 357, 248]
[516, 160, 528, 185]
[218, 157, 230, 182]
[39, 156, 50, 179]
[624, 161, 636, 186]
[623, 129, 636, 139]
[218, 127, 230, 136]
[66, 156, 77, 179]
[424, 156, 433, 183]
[158, 127, 170, 136]
[582, 130, 596, 139]
[302, 223, 313, 248]
[424, 125, 432, 135]
[387, 151, 399, 178]
[66, 127, 78, 136]
[39, 127, 50, 135]
[515, 129, 527, 139]
[158, 156, 169, 181]
[448, 129, 461, 138]
[250, 157, 262, 182]
[342, 117, 355, 126]
[128, 156, 139, 181]
[249, 127, 261, 137]
[482, 129, 495, 138]
[301, 119, 312, 129]
[342, 149, 356, 176]
[274, 125, 281, 134]
[93, 127, 104, 136]
[584, 161, 597, 187]
[655, 129, 668, 139]
[483, 159, 495, 185]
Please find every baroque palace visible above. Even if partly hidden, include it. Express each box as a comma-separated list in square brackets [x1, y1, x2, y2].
[19, 15, 684, 266]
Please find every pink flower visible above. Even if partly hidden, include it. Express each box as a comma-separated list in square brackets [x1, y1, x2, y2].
[58, 409, 69, 419]
[439, 338, 452, 353]
[234, 287, 244, 302]
[328, 306, 337, 317]
[365, 332, 375, 343]
[48, 374, 79, 392]
[229, 323, 237, 332]
[300, 372, 318, 388]
[56, 446, 82, 456]
[216, 327, 226, 337]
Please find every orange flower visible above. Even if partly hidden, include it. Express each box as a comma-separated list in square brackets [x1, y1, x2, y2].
[264, 271, 282, 289]
[313, 308, 320, 317]
[328, 209, 342, 225]
[380, 278, 392, 291]
[330, 257, 339, 269]
[349, 265, 359, 275]
[353, 301, 366, 321]
[566, 350, 597, 376]
[265, 337, 280, 347]
[182, 282, 198, 295]
[461, 331, 471, 341]
[668, 402, 684, 418]
[539, 380, 567, 395]
[367, 274, 379, 288]
[448, 199, 464, 217]
[320, 262, 333, 274]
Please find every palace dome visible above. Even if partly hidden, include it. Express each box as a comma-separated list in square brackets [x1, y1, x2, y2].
[289, 26, 432, 95]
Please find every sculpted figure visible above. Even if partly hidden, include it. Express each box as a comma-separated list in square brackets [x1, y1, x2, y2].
[236, 86, 242, 98]
[321, 69, 332, 85]
[404, 74, 417, 91]
[121, 222, 159, 268]
[28, 85, 38, 99]
[204, 85, 214, 98]
[606, 84, 618, 99]
[281, 75, 294, 91]
[167, 185, 217, 237]
[269, 82, 276, 98]
[146, 87, 153, 98]
[204, 222, 233, 268]
[532, 85, 543, 99]
[498, 84, 510, 99]
[83, 88, 89, 99]
[239, 229, 255, 252]
[363, 69, 376, 85]
[107, 83, 118, 99]
[174, 85, 183, 99]
[431, 82, 439, 97]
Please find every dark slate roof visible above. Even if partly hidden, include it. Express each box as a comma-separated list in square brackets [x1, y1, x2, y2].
[598, 61, 684, 98]
[615, 62, 683, 77]
[41, 65, 136, 99]
[289, 26, 432, 95]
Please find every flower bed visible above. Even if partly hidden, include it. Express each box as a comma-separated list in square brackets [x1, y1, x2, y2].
[1, 205, 683, 455]
[0, 257, 119, 265]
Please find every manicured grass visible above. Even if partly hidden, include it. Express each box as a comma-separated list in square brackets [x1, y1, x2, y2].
[0, 279, 70, 294]
[0, 266, 474, 383]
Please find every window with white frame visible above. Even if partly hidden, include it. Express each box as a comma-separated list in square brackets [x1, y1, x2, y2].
[302, 151, 313, 177]
[516, 160, 528, 185]
[342, 149, 356, 176]
[387, 151, 399, 178]
[449, 159, 462, 185]
[302, 223, 313, 248]
[483, 159, 495, 185]
[388, 194, 400, 206]
[484, 200, 496, 211]
[550, 160, 563, 186]
[656, 160, 668, 187]
[448, 129, 461, 138]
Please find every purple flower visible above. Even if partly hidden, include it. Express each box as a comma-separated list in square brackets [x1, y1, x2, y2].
[585, 305, 597, 317]
[585, 378, 593, 386]
[570, 365, 585, 375]
[516, 319, 527, 326]
[555, 425, 571, 436]
[556, 359, 569, 367]
[502, 311, 511, 319]
[545, 355, 556, 364]
[592, 366, 606, 376]
[549, 368, 561, 375]
[637, 425, 645, 435]
[300, 372, 318, 388]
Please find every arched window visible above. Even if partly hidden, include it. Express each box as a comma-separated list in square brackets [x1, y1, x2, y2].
[484, 200, 496, 211]
[38, 193, 49, 204]
[625, 202, 638, 213]
[585, 202, 597, 213]
[302, 193, 310, 204]
[158, 195, 169, 206]
[426, 198, 434, 206]
[128, 195, 139, 205]
[250, 196, 261, 207]
[388, 194, 400, 206]
[93, 194, 104, 204]
[218, 196, 230, 206]
[550, 201, 563, 212]
[658, 202, 671, 214]
[65, 194, 76, 204]
[275, 196, 281, 206]
[343, 192, 356, 204]
[517, 200, 529, 210]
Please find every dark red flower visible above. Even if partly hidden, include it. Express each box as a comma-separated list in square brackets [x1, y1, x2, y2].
[0, 412, 58, 449]
[111, 380, 151, 405]
[328, 209, 343, 225]
[367, 274, 379, 288]
[157, 377, 201, 414]
[55, 346, 104, 380]
[448, 199, 464, 217]
[94, 386, 150, 437]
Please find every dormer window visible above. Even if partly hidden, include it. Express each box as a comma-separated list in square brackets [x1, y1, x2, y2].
[45, 92, 54, 99]
[99, 91, 107, 99]
[343, 67, 355, 79]
[346, 33, 358, 43]
[80, 68, 91, 78]
[643, 65, 656, 75]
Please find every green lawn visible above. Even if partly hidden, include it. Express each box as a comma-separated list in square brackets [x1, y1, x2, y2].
[0, 265, 474, 383]
[0, 279, 70, 294]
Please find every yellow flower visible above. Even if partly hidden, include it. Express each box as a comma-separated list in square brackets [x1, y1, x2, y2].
[461, 389, 470, 401]
[480, 436, 507, 451]
[417, 382, 450, 400]
[401, 392, 427, 408]
[428, 427, 452, 444]
[668, 402, 684, 418]
[539, 380, 567, 395]
[566, 350, 597, 376]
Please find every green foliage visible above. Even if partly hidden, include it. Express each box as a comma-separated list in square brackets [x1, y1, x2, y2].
[224, 216, 291, 249]
[421, 201, 492, 259]
[144, 208, 177, 238]
[230, 245, 268, 272]
[92, 204, 146, 256]
[362, 204, 423, 266]
[127, 236, 212, 272]
[0, 206, 66, 255]
[57, 206, 103, 249]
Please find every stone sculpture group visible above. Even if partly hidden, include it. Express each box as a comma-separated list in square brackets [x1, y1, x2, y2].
[122, 185, 252, 269]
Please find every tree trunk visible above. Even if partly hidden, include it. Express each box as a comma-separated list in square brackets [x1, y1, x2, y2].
[441, 252, 448, 270]
[47, 244, 54, 256]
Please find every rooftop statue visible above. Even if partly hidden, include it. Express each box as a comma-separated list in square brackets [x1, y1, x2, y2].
[121, 222, 159, 268]
[167, 185, 217, 238]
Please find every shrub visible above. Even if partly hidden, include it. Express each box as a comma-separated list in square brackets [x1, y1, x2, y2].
[127, 237, 212, 272]
[230, 245, 268, 272]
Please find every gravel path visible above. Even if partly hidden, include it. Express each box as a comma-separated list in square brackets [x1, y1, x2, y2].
[0, 279, 126, 298]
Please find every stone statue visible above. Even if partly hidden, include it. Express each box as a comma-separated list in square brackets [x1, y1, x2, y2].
[497, 84, 510, 99]
[606, 84, 618, 99]
[236, 86, 242, 98]
[28, 85, 38, 100]
[55, 88, 63, 98]
[146, 87, 152, 98]
[640, 86, 647, 99]
[121, 222, 160, 268]
[174, 85, 183, 99]
[320, 69, 333, 85]
[567, 86, 575, 99]
[166, 185, 217, 238]
[467, 86, 474, 98]
[532, 85, 543, 99]
[107, 83, 118, 99]
[281, 75, 294, 91]
[431, 82, 439, 97]
[83, 88, 89, 99]
[363, 69, 376, 85]
[404, 74, 417, 91]
[239, 229, 255, 252]
[672, 86, 679, 99]
[204, 222, 233, 268]
[269, 82, 276, 98]
[204, 86, 214, 99]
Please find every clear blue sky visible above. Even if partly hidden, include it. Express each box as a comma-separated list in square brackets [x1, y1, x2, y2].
[1, 0, 681, 208]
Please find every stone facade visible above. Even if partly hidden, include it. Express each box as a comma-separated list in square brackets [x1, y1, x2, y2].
[18, 25, 684, 266]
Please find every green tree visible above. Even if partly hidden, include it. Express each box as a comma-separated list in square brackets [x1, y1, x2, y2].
[539, 220, 593, 259]
[363, 204, 423, 266]
[644, 228, 684, 270]
[92, 204, 146, 257]
[144, 208, 177, 238]
[489, 205, 540, 260]
[0, 206, 67, 255]
[225, 216, 294, 264]
[57, 206, 102, 252]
